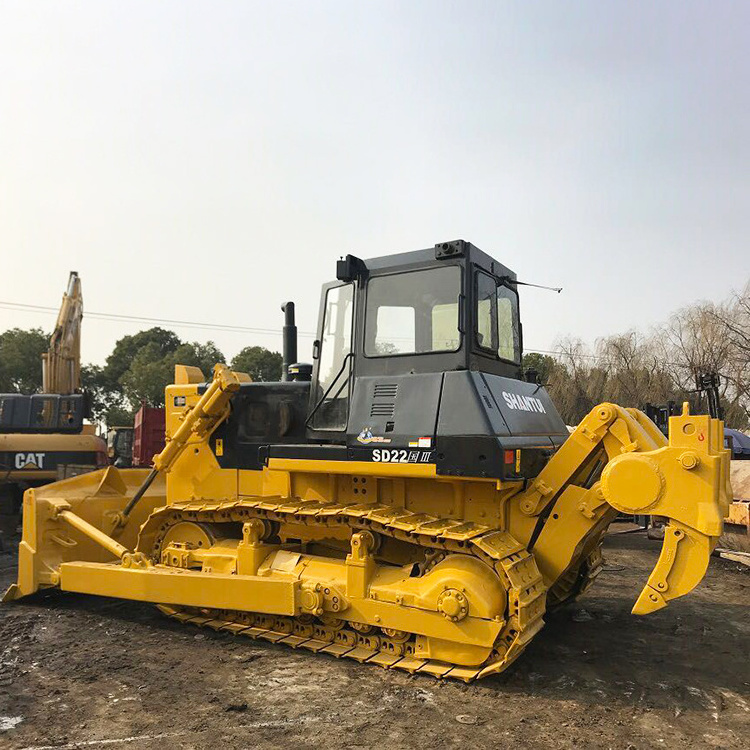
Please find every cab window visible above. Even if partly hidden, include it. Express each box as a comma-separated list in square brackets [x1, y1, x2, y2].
[365, 265, 461, 356]
[58, 398, 77, 428]
[497, 285, 520, 362]
[0, 398, 12, 428]
[312, 283, 354, 430]
[475, 270, 520, 363]
[476, 272, 496, 351]
[31, 398, 57, 429]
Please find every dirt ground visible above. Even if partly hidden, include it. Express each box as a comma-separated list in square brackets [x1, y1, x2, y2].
[0, 531, 748, 750]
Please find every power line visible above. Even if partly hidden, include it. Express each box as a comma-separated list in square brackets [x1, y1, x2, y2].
[1, 299, 551, 354]
[531, 346, 695, 370]
[0, 300, 318, 338]
[0, 299, 690, 366]
[530, 347, 606, 361]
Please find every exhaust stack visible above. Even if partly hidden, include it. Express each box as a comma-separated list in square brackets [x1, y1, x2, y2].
[281, 302, 297, 382]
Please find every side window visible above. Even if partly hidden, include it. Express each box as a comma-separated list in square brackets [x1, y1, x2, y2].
[312, 283, 354, 430]
[115, 429, 133, 458]
[31, 398, 56, 429]
[497, 285, 520, 363]
[474, 270, 521, 364]
[0, 398, 11, 428]
[476, 272, 496, 351]
[59, 398, 76, 428]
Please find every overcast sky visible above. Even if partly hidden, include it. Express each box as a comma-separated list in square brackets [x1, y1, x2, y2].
[1, 1, 747, 367]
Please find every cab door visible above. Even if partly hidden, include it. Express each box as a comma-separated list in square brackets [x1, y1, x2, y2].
[307, 281, 355, 435]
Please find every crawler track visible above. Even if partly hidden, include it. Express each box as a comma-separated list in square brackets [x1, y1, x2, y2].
[141, 497, 548, 680]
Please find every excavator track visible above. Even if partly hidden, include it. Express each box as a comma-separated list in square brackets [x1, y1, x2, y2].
[140, 496, 547, 681]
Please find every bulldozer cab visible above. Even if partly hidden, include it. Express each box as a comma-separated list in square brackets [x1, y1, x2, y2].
[307, 240, 522, 434]
[213, 240, 569, 480]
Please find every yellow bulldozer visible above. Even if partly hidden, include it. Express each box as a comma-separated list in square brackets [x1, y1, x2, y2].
[5, 241, 732, 681]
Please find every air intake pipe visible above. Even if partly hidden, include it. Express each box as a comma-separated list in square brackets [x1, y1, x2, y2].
[281, 302, 297, 382]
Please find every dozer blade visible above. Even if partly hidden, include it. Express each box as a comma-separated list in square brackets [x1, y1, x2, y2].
[5, 466, 165, 601]
[600, 404, 732, 614]
[6, 364, 246, 604]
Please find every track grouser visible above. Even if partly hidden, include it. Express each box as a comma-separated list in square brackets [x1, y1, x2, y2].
[6, 241, 732, 680]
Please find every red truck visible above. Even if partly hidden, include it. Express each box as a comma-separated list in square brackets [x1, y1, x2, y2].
[106, 404, 165, 468]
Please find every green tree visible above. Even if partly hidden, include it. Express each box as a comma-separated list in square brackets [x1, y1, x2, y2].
[0, 328, 48, 393]
[81, 364, 135, 425]
[102, 327, 182, 389]
[231, 346, 283, 381]
[173, 341, 226, 378]
[120, 342, 175, 407]
[119, 338, 226, 408]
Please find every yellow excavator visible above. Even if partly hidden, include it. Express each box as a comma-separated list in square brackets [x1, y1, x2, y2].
[5, 242, 731, 680]
[0, 273, 107, 539]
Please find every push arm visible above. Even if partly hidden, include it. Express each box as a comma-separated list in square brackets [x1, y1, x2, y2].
[117, 364, 241, 525]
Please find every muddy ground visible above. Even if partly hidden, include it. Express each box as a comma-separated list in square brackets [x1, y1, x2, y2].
[0, 531, 748, 750]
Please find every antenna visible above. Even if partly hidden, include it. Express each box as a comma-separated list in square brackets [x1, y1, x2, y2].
[499, 276, 562, 294]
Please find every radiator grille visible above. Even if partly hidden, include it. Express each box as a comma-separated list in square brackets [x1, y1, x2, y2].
[373, 383, 399, 399]
[370, 383, 398, 419]
[370, 402, 396, 418]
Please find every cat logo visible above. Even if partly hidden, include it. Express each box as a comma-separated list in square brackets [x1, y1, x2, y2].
[14, 452, 45, 469]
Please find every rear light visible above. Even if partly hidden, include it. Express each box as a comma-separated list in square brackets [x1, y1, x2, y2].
[504, 449, 522, 473]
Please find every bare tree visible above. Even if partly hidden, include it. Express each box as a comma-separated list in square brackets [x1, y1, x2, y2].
[661, 302, 730, 387]
[707, 281, 750, 425]
[544, 279, 750, 429]
[596, 331, 677, 408]
[546, 338, 608, 425]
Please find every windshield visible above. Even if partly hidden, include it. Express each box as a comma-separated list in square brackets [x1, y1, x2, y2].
[364, 265, 461, 356]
